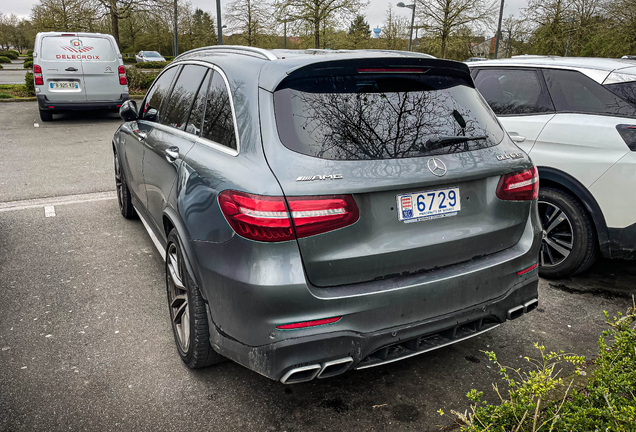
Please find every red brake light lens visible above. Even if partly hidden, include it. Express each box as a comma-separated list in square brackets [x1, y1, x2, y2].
[118, 65, 125, 74]
[33, 64, 43, 85]
[118, 65, 127, 85]
[218, 190, 360, 242]
[496, 167, 539, 201]
[34, 64, 42, 73]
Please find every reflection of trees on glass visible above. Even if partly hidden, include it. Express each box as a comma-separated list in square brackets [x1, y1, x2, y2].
[162, 65, 208, 130]
[279, 83, 497, 160]
[202, 74, 237, 149]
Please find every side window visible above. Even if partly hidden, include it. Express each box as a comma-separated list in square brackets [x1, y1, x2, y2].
[474, 69, 554, 115]
[161, 65, 208, 130]
[185, 70, 212, 136]
[543, 69, 636, 117]
[142, 66, 179, 121]
[201, 72, 237, 150]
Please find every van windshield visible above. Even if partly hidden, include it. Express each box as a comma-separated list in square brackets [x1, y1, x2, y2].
[273, 74, 504, 160]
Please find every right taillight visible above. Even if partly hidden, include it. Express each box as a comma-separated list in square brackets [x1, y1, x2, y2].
[496, 167, 539, 201]
[33, 64, 43, 85]
[218, 190, 359, 242]
[616, 125, 636, 151]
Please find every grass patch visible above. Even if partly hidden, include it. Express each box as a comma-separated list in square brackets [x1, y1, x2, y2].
[0, 84, 33, 98]
[440, 299, 636, 431]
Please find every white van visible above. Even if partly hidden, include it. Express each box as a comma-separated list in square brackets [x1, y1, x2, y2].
[33, 32, 129, 121]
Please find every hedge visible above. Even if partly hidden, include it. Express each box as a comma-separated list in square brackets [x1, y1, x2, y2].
[135, 61, 169, 69]
[126, 66, 159, 91]
[27, 49, 33, 56]
[0, 56, 12, 64]
[164, 56, 175, 61]
[123, 57, 137, 64]
[23, 61, 33, 69]
[0, 51, 17, 60]
[24, 72, 35, 96]
[7, 49, 19, 56]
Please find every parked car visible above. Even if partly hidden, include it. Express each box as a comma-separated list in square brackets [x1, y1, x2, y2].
[465, 57, 488, 62]
[113, 46, 541, 383]
[135, 50, 166, 63]
[32, 32, 129, 122]
[469, 57, 636, 278]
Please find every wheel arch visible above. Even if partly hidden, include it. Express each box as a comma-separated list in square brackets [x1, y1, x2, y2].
[537, 166, 610, 257]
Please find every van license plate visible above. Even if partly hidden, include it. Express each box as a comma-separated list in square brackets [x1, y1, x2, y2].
[50, 82, 79, 89]
[396, 187, 461, 223]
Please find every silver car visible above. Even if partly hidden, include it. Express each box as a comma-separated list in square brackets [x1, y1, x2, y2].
[113, 46, 541, 384]
[135, 50, 166, 63]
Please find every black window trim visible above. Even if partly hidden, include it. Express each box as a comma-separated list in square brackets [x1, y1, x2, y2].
[473, 66, 556, 117]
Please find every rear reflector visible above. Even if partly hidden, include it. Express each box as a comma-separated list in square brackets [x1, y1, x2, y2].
[358, 68, 424, 73]
[48, 106, 54, 109]
[218, 190, 359, 242]
[277, 317, 341, 330]
[616, 124, 636, 151]
[517, 263, 538, 275]
[496, 167, 538, 201]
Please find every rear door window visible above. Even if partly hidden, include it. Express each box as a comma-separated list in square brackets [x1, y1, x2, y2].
[543, 69, 636, 117]
[161, 65, 208, 130]
[201, 72, 237, 149]
[142, 66, 179, 121]
[474, 69, 554, 115]
[78, 36, 116, 61]
[185, 71, 212, 136]
[273, 73, 504, 160]
[40, 36, 84, 61]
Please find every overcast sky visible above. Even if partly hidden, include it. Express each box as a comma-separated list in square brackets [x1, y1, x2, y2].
[0, 0, 528, 37]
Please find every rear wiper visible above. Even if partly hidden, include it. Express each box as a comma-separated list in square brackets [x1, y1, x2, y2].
[424, 135, 487, 150]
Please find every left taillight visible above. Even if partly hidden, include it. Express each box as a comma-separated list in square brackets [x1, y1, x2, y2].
[496, 167, 539, 201]
[118, 65, 127, 85]
[34, 64, 43, 85]
[218, 190, 359, 242]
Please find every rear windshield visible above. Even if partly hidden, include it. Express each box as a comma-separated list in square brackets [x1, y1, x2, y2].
[273, 74, 504, 160]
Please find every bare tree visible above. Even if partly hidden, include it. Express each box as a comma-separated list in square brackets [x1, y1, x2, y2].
[92, 0, 159, 47]
[416, 0, 496, 59]
[380, 4, 408, 50]
[31, 0, 99, 32]
[274, 0, 369, 49]
[224, 0, 271, 46]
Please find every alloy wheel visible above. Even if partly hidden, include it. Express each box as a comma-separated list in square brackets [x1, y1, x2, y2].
[167, 243, 190, 353]
[538, 200, 574, 268]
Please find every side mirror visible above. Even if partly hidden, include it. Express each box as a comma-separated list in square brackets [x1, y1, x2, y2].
[143, 107, 158, 122]
[119, 100, 138, 121]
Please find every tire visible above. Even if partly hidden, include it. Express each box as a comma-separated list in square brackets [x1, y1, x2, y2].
[538, 188, 598, 279]
[166, 229, 224, 368]
[39, 108, 52, 122]
[113, 150, 136, 219]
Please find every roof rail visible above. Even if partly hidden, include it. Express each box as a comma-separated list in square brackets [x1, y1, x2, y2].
[174, 45, 277, 61]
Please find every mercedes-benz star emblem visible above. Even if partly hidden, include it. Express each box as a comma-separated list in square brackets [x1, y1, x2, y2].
[427, 158, 447, 177]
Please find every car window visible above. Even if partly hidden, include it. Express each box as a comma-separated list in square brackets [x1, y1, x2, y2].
[185, 70, 212, 136]
[273, 73, 504, 160]
[142, 66, 179, 121]
[201, 72, 237, 149]
[161, 65, 208, 130]
[474, 69, 554, 115]
[604, 81, 636, 108]
[543, 69, 636, 117]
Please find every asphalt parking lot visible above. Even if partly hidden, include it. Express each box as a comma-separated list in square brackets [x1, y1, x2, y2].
[0, 102, 634, 431]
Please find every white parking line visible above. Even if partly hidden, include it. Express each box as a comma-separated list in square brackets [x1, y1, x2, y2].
[0, 191, 117, 213]
[44, 206, 56, 217]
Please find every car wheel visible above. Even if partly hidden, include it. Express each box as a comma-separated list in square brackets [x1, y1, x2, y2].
[538, 188, 598, 279]
[39, 109, 52, 122]
[113, 150, 136, 219]
[166, 229, 224, 368]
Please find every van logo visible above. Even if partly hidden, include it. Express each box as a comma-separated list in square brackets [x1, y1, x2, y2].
[62, 39, 94, 54]
[427, 158, 447, 177]
[105, 65, 113, 73]
[296, 174, 343, 182]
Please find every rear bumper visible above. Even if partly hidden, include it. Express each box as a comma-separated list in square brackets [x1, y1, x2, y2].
[607, 222, 636, 260]
[37, 93, 129, 111]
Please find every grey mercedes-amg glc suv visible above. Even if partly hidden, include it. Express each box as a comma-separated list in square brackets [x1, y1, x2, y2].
[112, 46, 541, 384]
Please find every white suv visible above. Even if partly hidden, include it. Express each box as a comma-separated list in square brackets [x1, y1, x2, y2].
[469, 57, 636, 278]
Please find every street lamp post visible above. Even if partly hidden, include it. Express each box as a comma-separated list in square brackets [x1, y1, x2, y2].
[281, 18, 295, 49]
[216, 0, 223, 45]
[396, 2, 416, 52]
[173, 0, 178, 56]
[565, 18, 575, 57]
[494, 0, 504, 59]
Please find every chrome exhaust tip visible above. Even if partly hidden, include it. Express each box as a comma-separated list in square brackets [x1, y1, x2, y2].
[507, 305, 525, 320]
[280, 364, 321, 384]
[524, 299, 538, 313]
[317, 357, 353, 379]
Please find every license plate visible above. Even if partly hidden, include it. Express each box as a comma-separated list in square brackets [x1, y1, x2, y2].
[397, 187, 461, 223]
[50, 82, 79, 89]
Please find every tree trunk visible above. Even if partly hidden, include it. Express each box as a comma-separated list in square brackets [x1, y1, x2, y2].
[314, 19, 320, 48]
[110, 1, 120, 47]
[440, 33, 447, 59]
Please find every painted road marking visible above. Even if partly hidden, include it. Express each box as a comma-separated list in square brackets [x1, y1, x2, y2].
[0, 191, 117, 213]
[44, 206, 56, 217]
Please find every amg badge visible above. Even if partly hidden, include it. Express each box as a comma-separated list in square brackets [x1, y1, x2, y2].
[296, 174, 343, 182]
[496, 152, 525, 161]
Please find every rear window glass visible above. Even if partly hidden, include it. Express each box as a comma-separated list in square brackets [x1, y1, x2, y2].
[474, 69, 554, 115]
[273, 74, 504, 160]
[201, 72, 237, 149]
[40, 36, 115, 61]
[605, 81, 636, 108]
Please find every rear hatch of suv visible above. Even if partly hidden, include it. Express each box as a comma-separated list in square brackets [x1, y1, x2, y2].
[260, 57, 535, 289]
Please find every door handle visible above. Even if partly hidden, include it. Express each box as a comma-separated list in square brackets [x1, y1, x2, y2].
[65, 67, 78, 72]
[135, 130, 148, 141]
[509, 133, 526, 143]
[165, 146, 179, 162]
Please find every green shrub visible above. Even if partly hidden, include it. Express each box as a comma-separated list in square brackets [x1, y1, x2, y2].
[0, 51, 18, 60]
[22, 55, 33, 62]
[123, 57, 136, 64]
[135, 61, 169, 69]
[164, 56, 174, 61]
[0, 64, 3, 69]
[23, 61, 33, 69]
[0, 56, 12, 64]
[441, 301, 636, 431]
[126, 66, 159, 92]
[24, 72, 35, 96]
[7, 49, 19, 56]
[27, 49, 33, 56]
